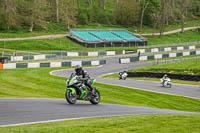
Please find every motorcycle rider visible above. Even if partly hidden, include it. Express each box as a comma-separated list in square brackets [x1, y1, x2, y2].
[74, 65, 95, 95]
[119, 70, 128, 80]
[162, 74, 168, 85]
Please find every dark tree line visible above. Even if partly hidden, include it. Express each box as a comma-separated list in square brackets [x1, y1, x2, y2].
[0, 0, 199, 36]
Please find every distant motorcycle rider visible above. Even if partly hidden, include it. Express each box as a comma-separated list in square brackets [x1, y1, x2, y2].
[119, 71, 128, 80]
[75, 65, 95, 95]
[162, 74, 168, 85]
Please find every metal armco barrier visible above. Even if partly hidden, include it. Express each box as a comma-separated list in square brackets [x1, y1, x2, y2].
[127, 72, 200, 81]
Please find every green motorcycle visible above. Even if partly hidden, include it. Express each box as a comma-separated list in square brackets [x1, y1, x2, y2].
[65, 73, 100, 104]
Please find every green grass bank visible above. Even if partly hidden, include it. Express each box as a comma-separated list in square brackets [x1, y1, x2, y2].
[130, 58, 200, 75]
[0, 114, 200, 133]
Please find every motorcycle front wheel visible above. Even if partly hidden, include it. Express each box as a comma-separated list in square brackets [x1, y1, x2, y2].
[66, 89, 77, 104]
[90, 89, 100, 105]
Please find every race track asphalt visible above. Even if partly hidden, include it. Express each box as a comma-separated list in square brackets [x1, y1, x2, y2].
[0, 98, 194, 127]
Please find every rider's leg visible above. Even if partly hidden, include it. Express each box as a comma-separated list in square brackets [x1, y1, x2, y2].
[163, 80, 167, 86]
[88, 84, 95, 93]
[162, 80, 165, 86]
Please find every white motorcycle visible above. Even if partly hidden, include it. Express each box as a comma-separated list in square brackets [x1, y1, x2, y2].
[160, 78, 172, 88]
[119, 72, 128, 80]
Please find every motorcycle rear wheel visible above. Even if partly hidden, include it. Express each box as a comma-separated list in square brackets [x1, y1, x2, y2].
[66, 89, 77, 104]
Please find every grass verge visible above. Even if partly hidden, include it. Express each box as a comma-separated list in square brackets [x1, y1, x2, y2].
[146, 30, 200, 45]
[0, 38, 140, 51]
[0, 114, 200, 133]
[130, 58, 200, 75]
[0, 38, 83, 51]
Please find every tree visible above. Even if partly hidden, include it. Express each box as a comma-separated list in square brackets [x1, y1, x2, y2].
[27, 0, 48, 32]
[114, 0, 138, 26]
[152, 13, 159, 36]
[99, 0, 106, 10]
[116, 0, 119, 5]
[180, 0, 189, 33]
[0, 0, 199, 31]
[56, 0, 59, 22]
[190, 0, 200, 16]
[88, 0, 93, 7]
[58, 0, 77, 30]
[139, 0, 150, 34]
[159, 0, 167, 38]
[139, 0, 160, 36]
[0, 0, 18, 30]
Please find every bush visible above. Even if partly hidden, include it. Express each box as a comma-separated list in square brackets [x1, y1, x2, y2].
[78, 13, 88, 25]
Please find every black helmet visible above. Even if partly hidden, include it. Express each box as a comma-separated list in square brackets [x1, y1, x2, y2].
[75, 65, 82, 75]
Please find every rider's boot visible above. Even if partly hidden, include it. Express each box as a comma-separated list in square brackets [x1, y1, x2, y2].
[87, 85, 96, 97]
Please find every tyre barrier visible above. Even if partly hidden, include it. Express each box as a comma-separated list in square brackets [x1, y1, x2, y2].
[2, 60, 106, 69]
[119, 50, 200, 64]
[127, 72, 200, 81]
